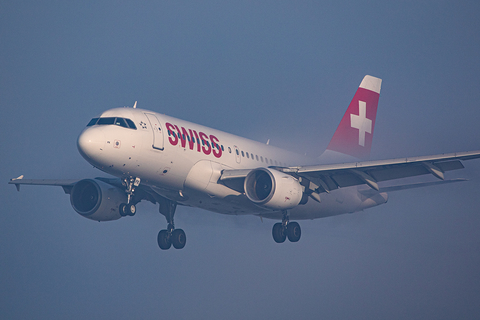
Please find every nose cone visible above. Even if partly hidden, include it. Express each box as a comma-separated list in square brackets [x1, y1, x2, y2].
[77, 128, 106, 164]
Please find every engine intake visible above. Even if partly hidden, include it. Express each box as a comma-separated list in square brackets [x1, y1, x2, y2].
[70, 179, 126, 221]
[244, 168, 302, 210]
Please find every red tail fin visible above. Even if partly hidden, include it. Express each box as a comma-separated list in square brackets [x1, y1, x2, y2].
[325, 75, 382, 160]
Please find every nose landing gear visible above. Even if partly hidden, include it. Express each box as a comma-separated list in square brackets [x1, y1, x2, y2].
[119, 177, 141, 217]
[119, 203, 136, 216]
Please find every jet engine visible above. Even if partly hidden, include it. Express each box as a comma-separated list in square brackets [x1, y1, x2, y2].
[70, 179, 126, 221]
[244, 168, 303, 210]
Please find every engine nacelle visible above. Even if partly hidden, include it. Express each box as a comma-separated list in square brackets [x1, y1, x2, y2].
[70, 179, 126, 221]
[244, 168, 303, 210]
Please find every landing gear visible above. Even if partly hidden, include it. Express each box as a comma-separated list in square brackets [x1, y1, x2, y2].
[119, 203, 136, 216]
[171, 229, 187, 249]
[272, 212, 301, 243]
[272, 222, 286, 243]
[157, 230, 171, 250]
[157, 198, 186, 250]
[119, 177, 141, 217]
[287, 221, 301, 242]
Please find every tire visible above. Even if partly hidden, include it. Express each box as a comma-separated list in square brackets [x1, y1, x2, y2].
[171, 229, 186, 249]
[272, 222, 286, 243]
[287, 222, 301, 242]
[127, 204, 136, 216]
[157, 230, 171, 250]
[119, 203, 127, 216]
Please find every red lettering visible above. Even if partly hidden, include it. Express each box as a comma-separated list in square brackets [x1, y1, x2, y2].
[193, 130, 201, 152]
[166, 122, 178, 146]
[210, 135, 222, 158]
[186, 129, 195, 150]
[199, 132, 211, 155]
[167, 123, 221, 158]
[175, 125, 187, 148]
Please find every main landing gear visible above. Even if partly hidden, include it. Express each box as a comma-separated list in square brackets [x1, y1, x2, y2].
[157, 198, 186, 250]
[119, 177, 141, 217]
[272, 212, 301, 243]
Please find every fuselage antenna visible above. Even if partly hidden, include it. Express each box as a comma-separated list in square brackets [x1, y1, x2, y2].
[133, 101, 137, 109]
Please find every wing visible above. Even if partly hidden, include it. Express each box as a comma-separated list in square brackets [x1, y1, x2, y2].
[9, 175, 169, 206]
[220, 150, 480, 194]
[9, 175, 80, 193]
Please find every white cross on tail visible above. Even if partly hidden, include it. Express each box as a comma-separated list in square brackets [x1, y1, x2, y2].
[350, 101, 372, 147]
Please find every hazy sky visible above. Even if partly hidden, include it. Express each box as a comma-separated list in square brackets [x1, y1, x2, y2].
[2, 1, 480, 319]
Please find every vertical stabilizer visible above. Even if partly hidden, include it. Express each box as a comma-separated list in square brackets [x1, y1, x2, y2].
[322, 75, 382, 161]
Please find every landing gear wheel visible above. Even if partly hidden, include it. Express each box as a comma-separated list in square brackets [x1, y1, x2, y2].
[126, 203, 136, 216]
[157, 230, 171, 250]
[287, 221, 301, 242]
[272, 222, 286, 243]
[171, 229, 186, 249]
[119, 203, 136, 216]
[119, 203, 127, 217]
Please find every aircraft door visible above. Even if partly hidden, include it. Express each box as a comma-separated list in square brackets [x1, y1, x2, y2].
[145, 113, 164, 150]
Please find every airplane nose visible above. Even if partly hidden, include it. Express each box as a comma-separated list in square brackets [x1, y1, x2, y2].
[77, 128, 106, 162]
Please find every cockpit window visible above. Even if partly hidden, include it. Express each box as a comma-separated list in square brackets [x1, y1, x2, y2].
[87, 117, 137, 130]
[87, 118, 99, 126]
[115, 117, 128, 128]
[97, 117, 115, 125]
[125, 119, 136, 129]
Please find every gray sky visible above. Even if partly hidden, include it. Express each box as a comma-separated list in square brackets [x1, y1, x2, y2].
[2, 1, 480, 319]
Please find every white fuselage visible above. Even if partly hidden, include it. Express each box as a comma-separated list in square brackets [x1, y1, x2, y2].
[77, 107, 387, 221]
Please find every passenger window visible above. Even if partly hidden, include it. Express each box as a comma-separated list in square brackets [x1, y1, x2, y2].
[246, 152, 249, 158]
[221, 145, 224, 151]
[265, 158, 268, 163]
[236, 149, 239, 155]
[87, 118, 99, 126]
[241, 151, 244, 157]
[274, 160, 278, 165]
[256, 155, 259, 161]
[260, 156, 263, 162]
[228, 147, 231, 153]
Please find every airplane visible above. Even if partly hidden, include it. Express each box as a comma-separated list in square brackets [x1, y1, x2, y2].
[9, 75, 480, 250]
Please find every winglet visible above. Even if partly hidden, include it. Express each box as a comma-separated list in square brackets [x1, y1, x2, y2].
[10, 175, 24, 191]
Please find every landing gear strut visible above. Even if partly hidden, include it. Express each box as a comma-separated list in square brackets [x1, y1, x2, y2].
[157, 198, 186, 250]
[119, 177, 140, 217]
[272, 211, 301, 243]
